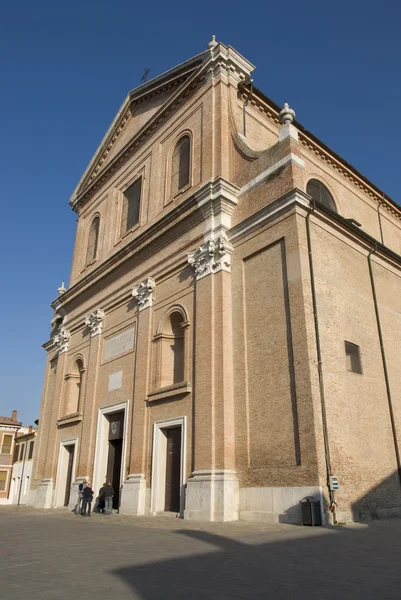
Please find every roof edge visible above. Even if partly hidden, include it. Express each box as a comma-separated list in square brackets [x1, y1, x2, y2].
[70, 50, 210, 205]
[246, 84, 400, 215]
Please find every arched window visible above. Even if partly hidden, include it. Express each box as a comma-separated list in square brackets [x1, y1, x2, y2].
[86, 216, 100, 265]
[63, 359, 84, 416]
[171, 135, 190, 196]
[153, 309, 190, 390]
[121, 177, 142, 235]
[306, 179, 336, 212]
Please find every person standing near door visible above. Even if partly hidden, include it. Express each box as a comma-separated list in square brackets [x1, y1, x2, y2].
[103, 481, 114, 515]
[76, 479, 87, 514]
[81, 481, 94, 517]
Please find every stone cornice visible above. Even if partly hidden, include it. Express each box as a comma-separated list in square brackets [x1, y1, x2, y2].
[52, 190, 202, 309]
[194, 177, 240, 241]
[229, 188, 310, 243]
[54, 177, 241, 311]
[229, 187, 401, 273]
[298, 133, 401, 220]
[42, 339, 55, 351]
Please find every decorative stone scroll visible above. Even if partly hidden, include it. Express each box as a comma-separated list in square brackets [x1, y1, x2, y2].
[132, 277, 156, 311]
[85, 309, 105, 337]
[187, 233, 234, 280]
[53, 326, 70, 354]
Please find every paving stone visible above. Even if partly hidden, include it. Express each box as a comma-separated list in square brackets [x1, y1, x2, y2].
[1, 507, 401, 599]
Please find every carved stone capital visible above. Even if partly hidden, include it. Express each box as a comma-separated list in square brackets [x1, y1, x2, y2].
[132, 277, 156, 311]
[53, 326, 70, 354]
[187, 233, 234, 280]
[85, 309, 105, 337]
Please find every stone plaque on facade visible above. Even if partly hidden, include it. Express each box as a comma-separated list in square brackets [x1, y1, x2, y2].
[104, 328, 134, 360]
[108, 371, 123, 391]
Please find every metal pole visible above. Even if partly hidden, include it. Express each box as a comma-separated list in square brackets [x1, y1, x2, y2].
[305, 203, 337, 523]
[367, 245, 401, 488]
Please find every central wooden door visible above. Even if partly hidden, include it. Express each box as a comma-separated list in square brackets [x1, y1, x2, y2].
[106, 439, 122, 509]
[164, 427, 181, 512]
[64, 445, 75, 507]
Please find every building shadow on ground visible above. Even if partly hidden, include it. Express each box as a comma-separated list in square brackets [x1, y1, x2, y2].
[111, 522, 401, 599]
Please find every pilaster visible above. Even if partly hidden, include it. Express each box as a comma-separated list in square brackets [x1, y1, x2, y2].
[42, 350, 68, 481]
[185, 180, 239, 520]
[120, 279, 154, 515]
[34, 345, 68, 508]
[76, 327, 103, 482]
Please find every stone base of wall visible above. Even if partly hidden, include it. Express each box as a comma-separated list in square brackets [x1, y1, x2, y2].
[239, 486, 324, 524]
[184, 470, 239, 521]
[34, 478, 54, 508]
[120, 474, 146, 515]
[26, 489, 36, 506]
[341, 504, 401, 523]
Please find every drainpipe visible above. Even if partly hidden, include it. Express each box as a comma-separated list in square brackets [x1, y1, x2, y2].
[305, 202, 337, 523]
[241, 78, 253, 137]
[368, 244, 401, 488]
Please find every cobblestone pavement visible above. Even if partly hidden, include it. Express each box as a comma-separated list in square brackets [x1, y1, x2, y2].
[1, 506, 401, 599]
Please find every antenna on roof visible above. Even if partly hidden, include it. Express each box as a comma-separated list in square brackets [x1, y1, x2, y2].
[141, 68, 150, 84]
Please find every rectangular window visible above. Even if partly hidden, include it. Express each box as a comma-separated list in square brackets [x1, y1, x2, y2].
[0, 471, 7, 492]
[345, 341, 362, 374]
[28, 441, 34, 460]
[24, 476, 30, 495]
[18, 443, 25, 462]
[1, 434, 13, 455]
[121, 178, 142, 235]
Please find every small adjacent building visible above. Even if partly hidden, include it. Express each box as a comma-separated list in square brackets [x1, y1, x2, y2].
[0, 411, 22, 504]
[10, 427, 37, 505]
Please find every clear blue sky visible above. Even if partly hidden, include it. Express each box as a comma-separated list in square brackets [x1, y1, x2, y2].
[0, 0, 400, 425]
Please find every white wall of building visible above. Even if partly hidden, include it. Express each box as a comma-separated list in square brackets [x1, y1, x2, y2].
[10, 458, 34, 505]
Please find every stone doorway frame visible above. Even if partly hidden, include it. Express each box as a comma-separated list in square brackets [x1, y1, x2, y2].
[150, 416, 186, 516]
[54, 438, 78, 508]
[92, 401, 128, 505]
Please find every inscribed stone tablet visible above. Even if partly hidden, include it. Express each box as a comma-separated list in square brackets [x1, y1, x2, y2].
[104, 328, 134, 360]
[108, 371, 123, 391]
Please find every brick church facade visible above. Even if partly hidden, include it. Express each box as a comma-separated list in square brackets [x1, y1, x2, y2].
[31, 38, 401, 523]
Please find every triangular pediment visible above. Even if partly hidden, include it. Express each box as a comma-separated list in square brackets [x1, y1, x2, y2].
[96, 91, 173, 171]
[72, 52, 209, 201]
[70, 42, 255, 209]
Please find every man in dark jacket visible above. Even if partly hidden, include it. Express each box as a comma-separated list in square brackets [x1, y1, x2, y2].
[103, 482, 114, 515]
[81, 481, 94, 516]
